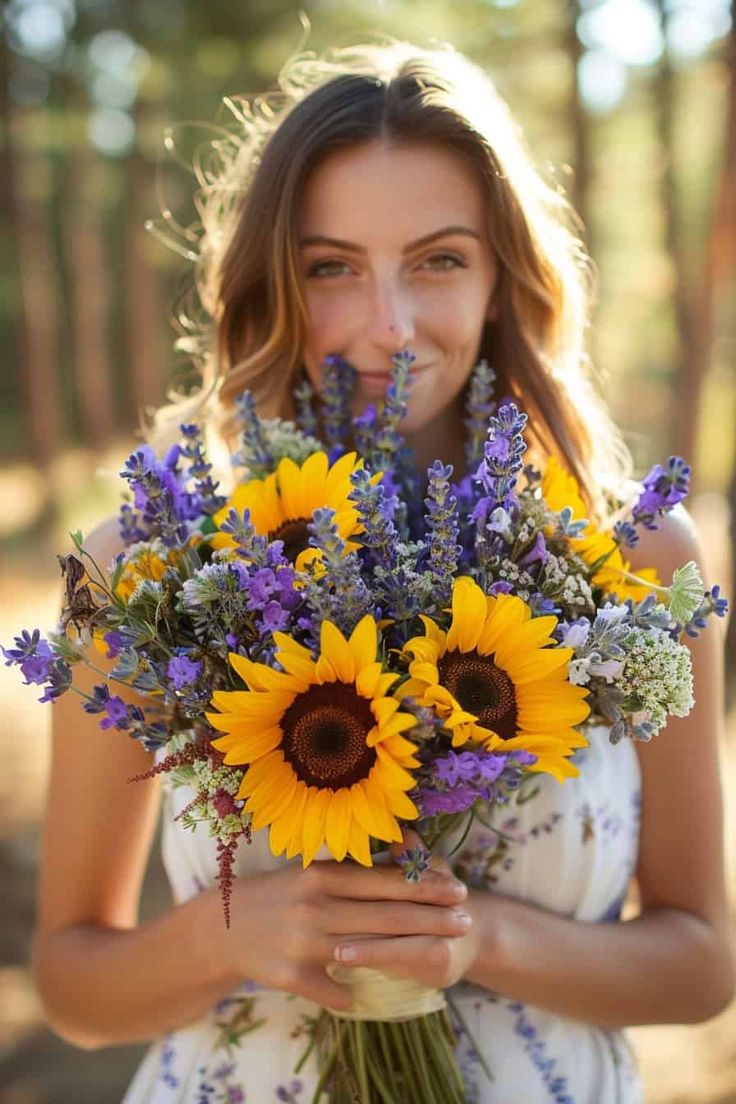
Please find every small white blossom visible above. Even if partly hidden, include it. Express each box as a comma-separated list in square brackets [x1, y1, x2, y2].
[569, 658, 592, 685]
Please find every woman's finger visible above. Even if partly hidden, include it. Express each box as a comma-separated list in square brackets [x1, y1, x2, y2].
[330, 934, 452, 979]
[306, 858, 467, 906]
[323, 899, 472, 938]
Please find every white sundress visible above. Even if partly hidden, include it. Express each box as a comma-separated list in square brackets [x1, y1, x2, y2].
[122, 722, 645, 1104]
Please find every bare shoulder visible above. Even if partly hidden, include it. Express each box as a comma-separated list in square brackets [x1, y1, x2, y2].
[78, 514, 126, 566]
[625, 502, 703, 581]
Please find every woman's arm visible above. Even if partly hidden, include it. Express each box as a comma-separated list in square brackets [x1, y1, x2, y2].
[33, 519, 471, 1049]
[32, 518, 248, 1049]
[336, 506, 735, 1027]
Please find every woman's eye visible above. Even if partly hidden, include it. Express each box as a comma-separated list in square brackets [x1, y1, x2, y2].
[422, 253, 466, 271]
[307, 259, 351, 278]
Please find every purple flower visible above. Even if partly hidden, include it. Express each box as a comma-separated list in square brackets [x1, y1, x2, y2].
[419, 784, 480, 816]
[103, 630, 126, 660]
[518, 531, 549, 570]
[100, 694, 130, 730]
[167, 654, 204, 690]
[631, 456, 690, 531]
[262, 601, 290, 633]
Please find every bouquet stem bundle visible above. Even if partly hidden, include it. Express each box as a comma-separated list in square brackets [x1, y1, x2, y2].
[301, 1002, 472, 1104]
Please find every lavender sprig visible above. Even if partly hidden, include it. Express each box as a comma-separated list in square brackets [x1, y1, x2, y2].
[232, 391, 274, 477]
[303, 507, 371, 638]
[424, 460, 461, 605]
[463, 358, 497, 474]
[320, 355, 356, 456]
[348, 468, 400, 575]
[179, 422, 227, 516]
[119, 445, 193, 549]
[631, 456, 691, 531]
[293, 373, 319, 438]
[470, 401, 528, 573]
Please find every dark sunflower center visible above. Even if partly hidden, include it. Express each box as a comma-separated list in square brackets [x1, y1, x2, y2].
[270, 517, 312, 564]
[280, 682, 377, 788]
[437, 649, 518, 740]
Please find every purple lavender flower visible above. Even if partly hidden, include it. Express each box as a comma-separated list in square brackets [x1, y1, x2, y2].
[320, 354, 356, 454]
[1, 629, 73, 703]
[424, 460, 461, 603]
[167, 654, 204, 690]
[232, 390, 274, 477]
[103, 630, 126, 660]
[396, 844, 432, 883]
[179, 421, 226, 515]
[471, 401, 528, 517]
[463, 358, 497, 475]
[293, 373, 319, 438]
[100, 694, 130, 730]
[631, 456, 690, 531]
[119, 444, 199, 549]
[518, 530, 549, 571]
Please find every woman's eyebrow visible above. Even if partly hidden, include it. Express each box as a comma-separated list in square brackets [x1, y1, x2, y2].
[298, 226, 481, 253]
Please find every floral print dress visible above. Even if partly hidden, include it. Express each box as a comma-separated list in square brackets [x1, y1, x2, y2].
[122, 722, 644, 1103]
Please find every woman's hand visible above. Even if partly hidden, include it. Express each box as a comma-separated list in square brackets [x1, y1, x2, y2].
[330, 829, 482, 991]
[219, 835, 473, 1012]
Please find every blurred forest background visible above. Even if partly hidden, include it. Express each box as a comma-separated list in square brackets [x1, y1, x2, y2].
[1, 0, 735, 1101]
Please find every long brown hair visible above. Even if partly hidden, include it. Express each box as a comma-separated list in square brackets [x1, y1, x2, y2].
[147, 38, 634, 523]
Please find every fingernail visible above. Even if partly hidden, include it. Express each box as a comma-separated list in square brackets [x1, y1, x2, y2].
[453, 910, 472, 926]
[336, 945, 357, 962]
[451, 881, 467, 899]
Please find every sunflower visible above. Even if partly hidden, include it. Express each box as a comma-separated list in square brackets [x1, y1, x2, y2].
[205, 615, 420, 866]
[210, 450, 376, 574]
[541, 455, 660, 603]
[397, 576, 591, 782]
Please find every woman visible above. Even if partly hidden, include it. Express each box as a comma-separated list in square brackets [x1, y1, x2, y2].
[32, 39, 733, 1103]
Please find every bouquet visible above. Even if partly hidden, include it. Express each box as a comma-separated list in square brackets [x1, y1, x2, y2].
[5, 350, 728, 1103]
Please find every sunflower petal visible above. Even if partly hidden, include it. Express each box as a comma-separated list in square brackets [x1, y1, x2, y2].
[301, 787, 331, 866]
[348, 615, 377, 673]
[446, 576, 488, 652]
[325, 787, 352, 862]
[346, 817, 373, 866]
[320, 620, 355, 683]
[269, 783, 308, 856]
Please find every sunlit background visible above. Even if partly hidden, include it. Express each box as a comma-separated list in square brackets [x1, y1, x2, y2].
[1, 1, 735, 1100]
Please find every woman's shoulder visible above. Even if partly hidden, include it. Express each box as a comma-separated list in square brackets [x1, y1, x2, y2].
[79, 515, 125, 566]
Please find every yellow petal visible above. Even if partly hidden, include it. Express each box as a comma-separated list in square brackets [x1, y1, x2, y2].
[320, 620, 355, 683]
[275, 456, 305, 519]
[446, 576, 488, 653]
[476, 594, 530, 655]
[384, 788, 420, 819]
[373, 744, 416, 791]
[228, 652, 305, 693]
[502, 648, 573, 686]
[346, 816, 373, 866]
[325, 788, 352, 862]
[348, 615, 377, 673]
[269, 783, 308, 857]
[237, 751, 285, 798]
[212, 725, 282, 763]
[302, 786, 331, 866]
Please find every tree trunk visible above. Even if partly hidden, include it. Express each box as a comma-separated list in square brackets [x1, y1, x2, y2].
[124, 104, 167, 435]
[8, 106, 65, 467]
[64, 130, 117, 447]
[652, 0, 702, 469]
[563, 0, 592, 248]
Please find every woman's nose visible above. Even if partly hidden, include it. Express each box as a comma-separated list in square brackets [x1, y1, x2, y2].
[369, 285, 416, 355]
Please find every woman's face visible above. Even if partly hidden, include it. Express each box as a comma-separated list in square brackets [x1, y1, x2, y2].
[297, 138, 499, 440]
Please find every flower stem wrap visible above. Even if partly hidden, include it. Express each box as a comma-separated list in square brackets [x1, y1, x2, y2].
[325, 963, 447, 1022]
